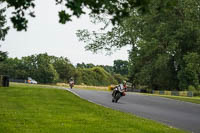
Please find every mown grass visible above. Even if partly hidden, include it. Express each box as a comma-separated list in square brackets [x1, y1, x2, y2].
[140, 93, 200, 104]
[56, 83, 108, 91]
[0, 83, 187, 133]
[160, 95, 200, 104]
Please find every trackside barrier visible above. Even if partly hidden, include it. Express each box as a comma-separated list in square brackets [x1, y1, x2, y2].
[152, 90, 193, 97]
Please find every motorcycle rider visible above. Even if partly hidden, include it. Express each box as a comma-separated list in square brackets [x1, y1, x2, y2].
[123, 81, 127, 92]
[69, 77, 74, 89]
[112, 81, 127, 102]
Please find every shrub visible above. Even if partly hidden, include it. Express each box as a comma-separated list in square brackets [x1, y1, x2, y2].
[77, 67, 118, 86]
[113, 74, 127, 84]
[188, 85, 196, 92]
[193, 91, 200, 96]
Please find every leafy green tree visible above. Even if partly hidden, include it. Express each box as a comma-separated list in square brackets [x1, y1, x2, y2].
[0, 7, 9, 62]
[77, 62, 95, 68]
[0, 50, 7, 62]
[77, 62, 86, 68]
[86, 63, 95, 68]
[21, 53, 59, 83]
[97, 65, 114, 74]
[0, 53, 77, 83]
[128, 0, 200, 90]
[78, 67, 117, 86]
[51, 56, 75, 82]
[0, 57, 28, 79]
[77, 0, 200, 90]
[30, 53, 59, 83]
[178, 53, 200, 90]
[113, 74, 127, 84]
[0, 7, 9, 41]
[113, 60, 128, 76]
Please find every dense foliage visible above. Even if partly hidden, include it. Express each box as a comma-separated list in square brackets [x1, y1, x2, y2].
[128, 0, 200, 91]
[113, 60, 128, 76]
[76, 67, 118, 86]
[77, 0, 200, 91]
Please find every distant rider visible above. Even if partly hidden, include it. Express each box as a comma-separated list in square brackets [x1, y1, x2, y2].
[69, 77, 74, 89]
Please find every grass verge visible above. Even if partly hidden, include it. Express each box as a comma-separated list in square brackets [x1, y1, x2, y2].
[159, 95, 200, 104]
[56, 83, 109, 91]
[0, 83, 187, 133]
[140, 93, 200, 104]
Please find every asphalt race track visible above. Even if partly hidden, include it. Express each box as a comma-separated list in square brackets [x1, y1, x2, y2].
[69, 88, 200, 133]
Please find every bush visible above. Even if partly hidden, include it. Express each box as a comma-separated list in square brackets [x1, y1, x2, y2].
[197, 85, 200, 91]
[188, 85, 200, 96]
[193, 91, 200, 96]
[188, 85, 196, 92]
[113, 74, 127, 84]
[77, 67, 118, 86]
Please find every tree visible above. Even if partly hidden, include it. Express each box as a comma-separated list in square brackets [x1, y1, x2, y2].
[21, 53, 59, 83]
[78, 66, 117, 86]
[51, 56, 75, 82]
[0, 57, 28, 79]
[128, 0, 200, 90]
[0, 50, 7, 62]
[0, 7, 9, 41]
[113, 60, 128, 75]
[0, 53, 78, 83]
[77, 62, 95, 68]
[77, 0, 200, 90]
[0, 8, 9, 61]
[97, 65, 114, 74]
[77, 62, 86, 68]
[178, 53, 200, 90]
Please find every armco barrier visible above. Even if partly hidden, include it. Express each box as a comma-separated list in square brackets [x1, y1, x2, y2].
[164, 91, 171, 95]
[152, 90, 193, 97]
[179, 91, 188, 97]
[187, 91, 193, 97]
[153, 90, 159, 95]
[159, 91, 165, 95]
[171, 91, 179, 96]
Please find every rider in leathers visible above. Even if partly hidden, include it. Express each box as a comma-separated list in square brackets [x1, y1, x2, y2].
[112, 81, 127, 102]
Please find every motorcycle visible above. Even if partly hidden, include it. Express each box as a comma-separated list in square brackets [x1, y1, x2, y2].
[112, 86, 126, 103]
[69, 81, 74, 89]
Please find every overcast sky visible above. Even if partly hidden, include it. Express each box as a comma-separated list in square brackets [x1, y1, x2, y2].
[1, 0, 131, 66]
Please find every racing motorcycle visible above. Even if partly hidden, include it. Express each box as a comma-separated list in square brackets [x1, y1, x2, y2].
[69, 81, 74, 89]
[112, 85, 126, 103]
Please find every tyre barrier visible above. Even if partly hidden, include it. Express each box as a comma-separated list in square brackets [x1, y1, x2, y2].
[152, 90, 193, 97]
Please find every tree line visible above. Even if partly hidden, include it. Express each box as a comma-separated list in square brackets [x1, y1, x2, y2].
[0, 53, 128, 86]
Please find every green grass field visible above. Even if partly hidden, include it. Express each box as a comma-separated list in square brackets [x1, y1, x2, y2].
[0, 83, 187, 133]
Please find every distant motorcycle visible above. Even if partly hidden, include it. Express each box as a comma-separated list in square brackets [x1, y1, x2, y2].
[69, 81, 74, 89]
[112, 84, 126, 103]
